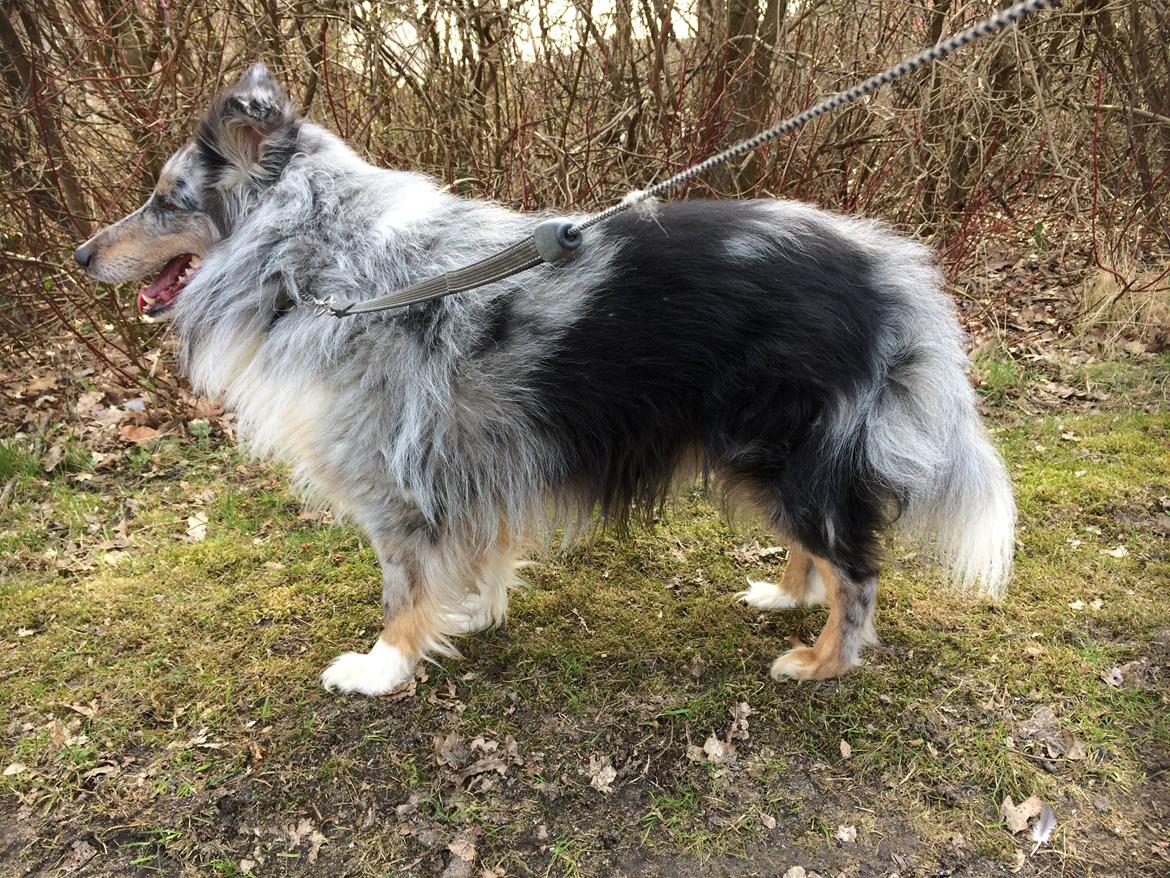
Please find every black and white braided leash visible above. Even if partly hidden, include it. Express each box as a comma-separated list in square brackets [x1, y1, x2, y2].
[570, 0, 1058, 237]
[319, 0, 1059, 318]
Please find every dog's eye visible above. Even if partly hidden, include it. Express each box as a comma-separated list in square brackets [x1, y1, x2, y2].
[152, 193, 199, 218]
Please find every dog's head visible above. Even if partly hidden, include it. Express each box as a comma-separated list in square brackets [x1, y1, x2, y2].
[74, 63, 299, 319]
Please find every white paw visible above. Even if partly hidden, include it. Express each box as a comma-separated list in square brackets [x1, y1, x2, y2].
[320, 639, 414, 696]
[770, 647, 817, 681]
[736, 579, 799, 611]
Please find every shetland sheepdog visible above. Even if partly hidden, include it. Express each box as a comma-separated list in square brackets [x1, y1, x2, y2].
[76, 64, 1014, 695]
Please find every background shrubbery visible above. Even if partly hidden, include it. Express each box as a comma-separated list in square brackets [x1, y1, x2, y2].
[1, 0, 1167, 372]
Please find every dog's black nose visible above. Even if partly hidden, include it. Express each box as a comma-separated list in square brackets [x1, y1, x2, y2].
[73, 245, 93, 269]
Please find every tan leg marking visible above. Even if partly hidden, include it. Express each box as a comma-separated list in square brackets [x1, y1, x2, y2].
[381, 601, 440, 657]
[737, 543, 828, 611]
[771, 557, 872, 681]
[777, 544, 822, 604]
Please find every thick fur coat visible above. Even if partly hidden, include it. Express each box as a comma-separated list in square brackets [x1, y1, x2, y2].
[76, 65, 1014, 694]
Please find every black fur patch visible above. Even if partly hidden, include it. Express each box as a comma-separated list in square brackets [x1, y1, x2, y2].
[472, 294, 513, 354]
[528, 200, 896, 580]
[195, 112, 301, 236]
[396, 301, 448, 352]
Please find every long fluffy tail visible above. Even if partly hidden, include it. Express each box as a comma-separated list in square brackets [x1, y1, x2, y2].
[902, 414, 1015, 596]
[866, 362, 1015, 596]
[861, 242, 1016, 596]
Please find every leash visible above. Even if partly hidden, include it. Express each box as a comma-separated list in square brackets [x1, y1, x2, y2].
[317, 0, 1058, 318]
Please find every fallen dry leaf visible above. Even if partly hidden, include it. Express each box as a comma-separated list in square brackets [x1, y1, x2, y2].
[3, 762, 27, 776]
[1016, 705, 1088, 760]
[760, 812, 777, 830]
[1001, 795, 1046, 834]
[457, 757, 508, 786]
[49, 718, 69, 750]
[383, 673, 418, 700]
[75, 390, 104, 419]
[25, 374, 57, 393]
[731, 543, 786, 564]
[442, 830, 479, 878]
[588, 755, 616, 793]
[448, 834, 477, 862]
[61, 839, 97, 872]
[839, 739, 852, 759]
[702, 734, 736, 765]
[307, 829, 326, 863]
[835, 824, 857, 844]
[42, 442, 65, 473]
[434, 732, 469, 769]
[186, 512, 208, 542]
[727, 702, 752, 741]
[119, 424, 159, 444]
[286, 817, 316, 847]
[64, 701, 99, 719]
[190, 397, 223, 418]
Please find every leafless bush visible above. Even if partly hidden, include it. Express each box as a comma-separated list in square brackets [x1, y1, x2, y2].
[1, 0, 1167, 372]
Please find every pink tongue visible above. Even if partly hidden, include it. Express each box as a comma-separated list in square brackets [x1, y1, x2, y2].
[140, 254, 190, 298]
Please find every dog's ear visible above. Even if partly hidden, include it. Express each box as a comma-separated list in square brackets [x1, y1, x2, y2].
[222, 63, 293, 135]
[203, 63, 298, 177]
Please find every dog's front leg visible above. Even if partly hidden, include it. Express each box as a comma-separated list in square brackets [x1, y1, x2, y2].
[320, 534, 439, 696]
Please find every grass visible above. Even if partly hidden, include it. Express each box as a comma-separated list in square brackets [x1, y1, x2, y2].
[1, 353, 1168, 876]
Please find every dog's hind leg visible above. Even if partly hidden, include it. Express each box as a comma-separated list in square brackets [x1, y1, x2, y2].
[769, 555, 878, 681]
[722, 431, 886, 681]
[737, 543, 828, 610]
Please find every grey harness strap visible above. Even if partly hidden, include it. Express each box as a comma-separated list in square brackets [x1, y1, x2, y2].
[317, 0, 1057, 319]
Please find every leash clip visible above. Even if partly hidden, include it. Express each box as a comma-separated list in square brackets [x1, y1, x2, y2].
[311, 296, 354, 318]
[533, 220, 582, 263]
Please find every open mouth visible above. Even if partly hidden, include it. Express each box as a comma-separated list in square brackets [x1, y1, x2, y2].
[138, 254, 200, 319]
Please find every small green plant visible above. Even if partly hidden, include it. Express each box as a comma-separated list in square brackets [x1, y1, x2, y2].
[189, 419, 214, 441]
[1030, 221, 1050, 252]
[973, 350, 1024, 403]
[0, 440, 40, 481]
